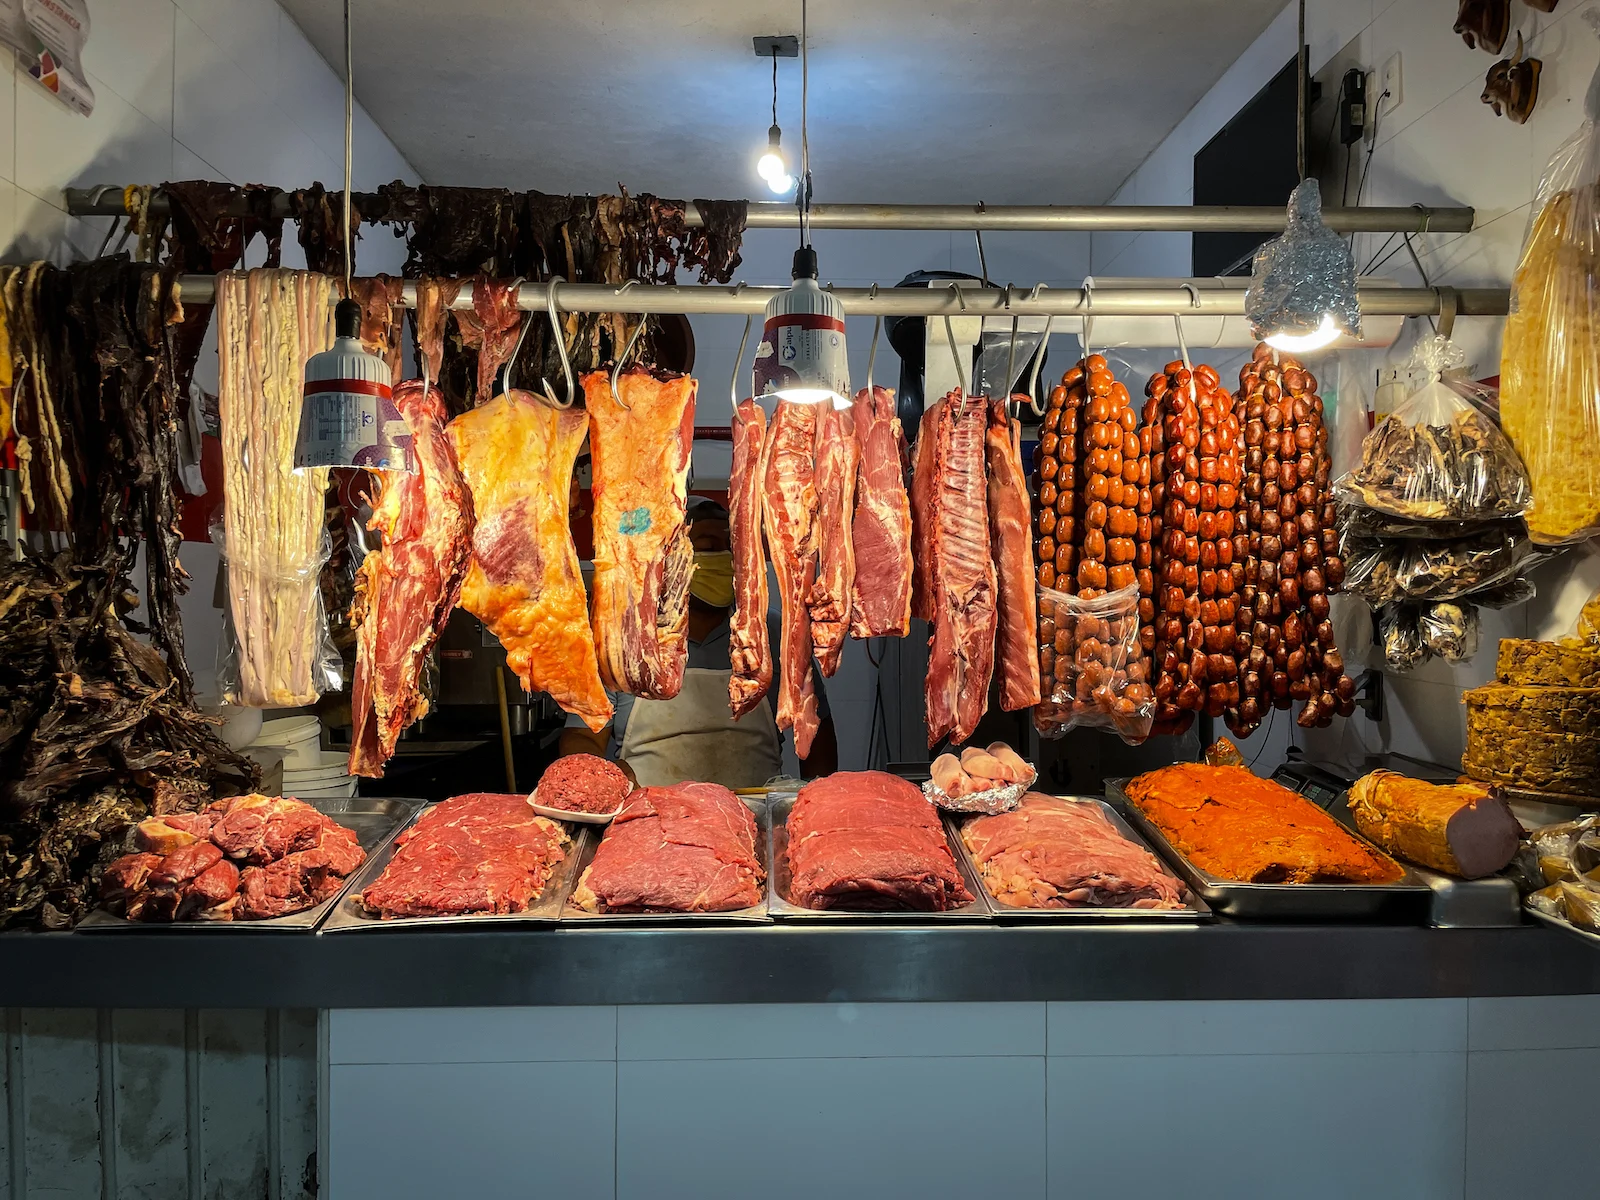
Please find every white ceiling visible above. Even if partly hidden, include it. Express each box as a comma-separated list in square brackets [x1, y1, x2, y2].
[280, 0, 1286, 206]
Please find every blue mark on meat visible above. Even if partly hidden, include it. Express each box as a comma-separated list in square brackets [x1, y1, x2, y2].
[618, 506, 652, 535]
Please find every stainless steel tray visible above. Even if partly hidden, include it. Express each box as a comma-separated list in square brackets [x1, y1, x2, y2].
[320, 807, 588, 932]
[767, 794, 990, 921]
[561, 797, 771, 923]
[1526, 903, 1600, 946]
[948, 796, 1210, 923]
[1107, 778, 1430, 921]
[76, 797, 422, 933]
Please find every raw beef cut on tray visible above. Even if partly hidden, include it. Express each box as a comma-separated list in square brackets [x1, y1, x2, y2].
[763, 399, 822, 757]
[808, 402, 859, 677]
[728, 397, 772, 717]
[960, 794, 1184, 909]
[784, 771, 972, 911]
[100, 796, 366, 922]
[572, 782, 764, 913]
[349, 378, 476, 777]
[534, 753, 633, 815]
[849, 385, 913, 639]
[585, 368, 697, 701]
[356, 793, 571, 918]
[449, 389, 611, 731]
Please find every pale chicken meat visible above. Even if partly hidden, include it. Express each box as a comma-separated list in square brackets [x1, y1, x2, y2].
[449, 389, 611, 730]
[763, 400, 822, 758]
[986, 398, 1042, 711]
[808, 402, 858, 677]
[349, 379, 476, 777]
[585, 368, 697, 701]
[849, 385, 913, 639]
[728, 398, 773, 718]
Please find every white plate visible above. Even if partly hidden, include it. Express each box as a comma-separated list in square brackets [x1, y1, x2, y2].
[255, 715, 320, 744]
[527, 785, 624, 825]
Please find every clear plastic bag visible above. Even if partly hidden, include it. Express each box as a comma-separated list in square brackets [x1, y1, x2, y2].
[1380, 604, 1428, 671]
[1033, 582, 1154, 744]
[1337, 503, 1508, 542]
[1419, 601, 1480, 663]
[1337, 335, 1530, 521]
[1501, 45, 1600, 545]
[1342, 525, 1534, 604]
[212, 515, 343, 709]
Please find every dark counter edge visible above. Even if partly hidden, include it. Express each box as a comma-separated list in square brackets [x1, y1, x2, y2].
[2, 923, 1597, 1007]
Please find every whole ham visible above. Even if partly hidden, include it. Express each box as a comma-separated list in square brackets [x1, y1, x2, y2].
[986, 397, 1042, 711]
[728, 398, 772, 717]
[920, 392, 998, 746]
[849, 385, 913, 638]
[349, 379, 476, 776]
[585, 368, 697, 700]
[808, 403, 858, 676]
[763, 399, 822, 758]
[449, 389, 611, 730]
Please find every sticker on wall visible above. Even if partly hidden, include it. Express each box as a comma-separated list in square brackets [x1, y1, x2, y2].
[0, 0, 94, 116]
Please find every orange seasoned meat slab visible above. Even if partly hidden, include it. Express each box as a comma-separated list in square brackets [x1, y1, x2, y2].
[584, 368, 697, 701]
[1124, 763, 1404, 884]
[449, 390, 611, 730]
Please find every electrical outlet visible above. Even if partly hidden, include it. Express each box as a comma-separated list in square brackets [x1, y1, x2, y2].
[1381, 52, 1403, 116]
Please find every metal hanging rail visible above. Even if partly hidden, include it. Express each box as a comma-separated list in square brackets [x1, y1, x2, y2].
[63, 188, 1474, 234]
[165, 276, 1508, 317]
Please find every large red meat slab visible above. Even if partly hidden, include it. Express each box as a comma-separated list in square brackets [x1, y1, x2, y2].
[572, 782, 763, 913]
[784, 771, 972, 911]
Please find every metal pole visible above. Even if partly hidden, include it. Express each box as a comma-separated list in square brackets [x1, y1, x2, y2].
[166, 275, 1509, 317]
[60, 189, 1474, 234]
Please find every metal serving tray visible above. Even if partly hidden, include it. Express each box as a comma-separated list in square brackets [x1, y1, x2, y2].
[319, 807, 589, 932]
[76, 797, 422, 933]
[1526, 903, 1600, 946]
[766, 794, 991, 922]
[561, 797, 771, 923]
[948, 796, 1210, 923]
[1106, 778, 1430, 921]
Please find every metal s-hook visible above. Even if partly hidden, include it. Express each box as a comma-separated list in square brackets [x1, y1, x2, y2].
[1435, 285, 1458, 340]
[610, 313, 651, 413]
[864, 282, 880, 398]
[731, 310, 753, 410]
[1080, 277, 1096, 361]
[536, 276, 576, 408]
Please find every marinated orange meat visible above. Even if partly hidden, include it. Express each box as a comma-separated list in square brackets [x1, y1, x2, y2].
[1124, 763, 1403, 884]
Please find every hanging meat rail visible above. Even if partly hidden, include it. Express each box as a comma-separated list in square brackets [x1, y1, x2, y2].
[64, 190, 1475, 233]
[152, 277, 1508, 318]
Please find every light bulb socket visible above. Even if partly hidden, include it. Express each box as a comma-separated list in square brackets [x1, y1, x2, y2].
[767, 123, 782, 148]
[334, 297, 362, 340]
[791, 246, 818, 280]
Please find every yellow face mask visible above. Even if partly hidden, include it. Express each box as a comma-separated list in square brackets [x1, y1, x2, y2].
[689, 549, 735, 609]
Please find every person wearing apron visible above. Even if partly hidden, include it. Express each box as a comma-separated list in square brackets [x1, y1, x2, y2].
[558, 498, 838, 789]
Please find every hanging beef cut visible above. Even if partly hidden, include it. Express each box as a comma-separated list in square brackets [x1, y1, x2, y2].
[808, 403, 858, 677]
[848, 385, 913, 639]
[986, 397, 1042, 711]
[572, 782, 763, 912]
[762, 399, 822, 758]
[454, 277, 524, 407]
[449, 390, 611, 730]
[585, 368, 697, 700]
[784, 771, 972, 911]
[728, 398, 772, 717]
[918, 393, 998, 746]
[349, 379, 476, 777]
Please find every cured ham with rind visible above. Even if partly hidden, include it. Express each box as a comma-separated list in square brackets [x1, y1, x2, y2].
[849, 385, 913, 639]
[585, 368, 697, 701]
[728, 398, 772, 718]
[449, 389, 611, 730]
[762, 399, 822, 758]
[349, 379, 476, 776]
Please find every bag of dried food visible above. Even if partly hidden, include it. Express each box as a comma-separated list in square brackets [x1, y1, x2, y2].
[1033, 582, 1154, 744]
[1338, 334, 1529, 522]
[1342, 524, 1534, 604]
[1502, 50, 1600, 545]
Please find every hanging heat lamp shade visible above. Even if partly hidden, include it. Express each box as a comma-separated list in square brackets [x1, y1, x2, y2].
[1245, 178, 1362, 352]
[752, 246, 849, 407]
[294, 297, 415, 472]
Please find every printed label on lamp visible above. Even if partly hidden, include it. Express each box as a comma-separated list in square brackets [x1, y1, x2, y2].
[295, 378, 415, 472]
[753, 312, 850, 401]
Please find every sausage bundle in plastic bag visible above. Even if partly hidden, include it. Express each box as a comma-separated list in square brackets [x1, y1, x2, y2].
[1034, 581, 1153, 743]
[1339, 335, 1529, 522]
[1502, 32, 1600, 545]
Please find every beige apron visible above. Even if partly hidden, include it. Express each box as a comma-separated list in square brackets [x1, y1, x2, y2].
[619, 666, 783, 789]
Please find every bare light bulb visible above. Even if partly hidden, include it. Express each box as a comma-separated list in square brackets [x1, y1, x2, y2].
[766, 172, 794, 194]
[1264, 312, 1341, 353]
[757, 123, 785, 183]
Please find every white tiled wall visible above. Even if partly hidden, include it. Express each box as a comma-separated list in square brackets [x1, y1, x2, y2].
[326, 998, 1600, 1200]
[1091, 0, 1600, 772]
[3, 0, 420, 696]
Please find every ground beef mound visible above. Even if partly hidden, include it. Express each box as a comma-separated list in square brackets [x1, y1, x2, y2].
[535, 754, 633, 814]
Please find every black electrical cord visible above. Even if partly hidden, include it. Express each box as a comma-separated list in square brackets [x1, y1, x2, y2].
[771, 48, 778, 128]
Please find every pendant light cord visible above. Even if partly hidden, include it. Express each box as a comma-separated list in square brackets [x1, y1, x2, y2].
[1296, 0, 1306, 181]
[343, 0, 354, 294]
[799, 0, 811, 250]
[771, 49, 778, 127]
